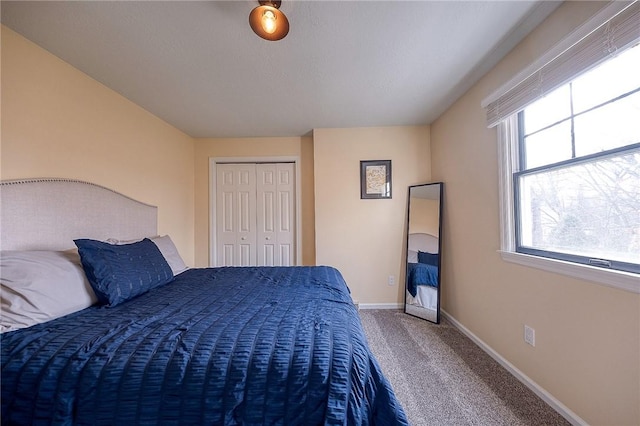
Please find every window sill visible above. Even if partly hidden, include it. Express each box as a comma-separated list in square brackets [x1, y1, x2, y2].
[499, 251, 640, 294]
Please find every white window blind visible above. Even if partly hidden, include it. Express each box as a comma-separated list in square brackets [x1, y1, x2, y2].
[482, 1, 640, 128]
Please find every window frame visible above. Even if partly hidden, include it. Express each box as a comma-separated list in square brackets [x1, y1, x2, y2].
[497, 116, 640, 294]
[513, 136, 640, 274]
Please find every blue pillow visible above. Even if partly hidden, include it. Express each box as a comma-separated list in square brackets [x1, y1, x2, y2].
[74, 238, 174, 307]
[418, 251, 439, 267]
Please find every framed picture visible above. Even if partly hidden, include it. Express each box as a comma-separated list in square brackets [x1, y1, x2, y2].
[360, 160, 392, 199]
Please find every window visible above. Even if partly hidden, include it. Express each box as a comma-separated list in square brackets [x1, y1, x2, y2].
[483, 2, 640, 290]
[514, 45, 640, 274]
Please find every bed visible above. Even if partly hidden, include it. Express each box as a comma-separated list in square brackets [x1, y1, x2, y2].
[1, 178, 408, 425]
[405, 233, 439, 320]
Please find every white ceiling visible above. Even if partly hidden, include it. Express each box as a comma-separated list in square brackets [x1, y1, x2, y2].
[1, 1, 561, 138]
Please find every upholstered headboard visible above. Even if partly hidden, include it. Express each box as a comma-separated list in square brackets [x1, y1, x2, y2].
[0, 179, 157, 251]
[408, 232, 439, 254]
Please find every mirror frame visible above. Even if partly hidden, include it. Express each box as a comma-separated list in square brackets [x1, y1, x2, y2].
[404, 182, 443, 324]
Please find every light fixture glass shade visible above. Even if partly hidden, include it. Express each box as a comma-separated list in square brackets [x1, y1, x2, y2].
[249, 2, 289, 41]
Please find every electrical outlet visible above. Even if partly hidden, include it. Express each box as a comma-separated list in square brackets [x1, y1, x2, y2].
[388, 275, 395, 286]
[524, 325, 535, 346]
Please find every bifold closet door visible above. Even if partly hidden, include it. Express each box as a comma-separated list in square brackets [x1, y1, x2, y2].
[216, 163, 295, 267]
[256, 163, 295, 266]
[216, 164, 258, 266]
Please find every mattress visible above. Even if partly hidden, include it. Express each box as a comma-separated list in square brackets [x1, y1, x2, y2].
[407, 285, 438, 311]
[1, 266, 408, 425]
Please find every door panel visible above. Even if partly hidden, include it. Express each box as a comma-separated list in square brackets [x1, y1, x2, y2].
[262, 192, 275, 233]
[279, 192, 291, 232]
[262, 244, 275, 266]
[222, 244, 234, 265]
[280, 244, 292, 266]
[275, 164, 294, 266]
[256, 164, 276, 266]
[239, 191, 252, 232]
[216, 164, 257, 266]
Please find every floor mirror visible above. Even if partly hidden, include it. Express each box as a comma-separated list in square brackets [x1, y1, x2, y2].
[404, 182, 443, 323]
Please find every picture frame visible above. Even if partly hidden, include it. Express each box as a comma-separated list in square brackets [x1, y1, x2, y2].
[360, 160, 392, 199]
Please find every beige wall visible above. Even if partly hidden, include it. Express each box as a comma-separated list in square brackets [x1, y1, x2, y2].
[1, 26, 196, 265]
[193, 136, 315, 267]
[408, 198, 439, 237]
[314, 126, 430, 305]
[430, 2, 640, 425]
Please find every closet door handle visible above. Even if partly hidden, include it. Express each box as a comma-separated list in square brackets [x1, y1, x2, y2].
[241, 236, 247, 241]
[265, 237, 271, 240]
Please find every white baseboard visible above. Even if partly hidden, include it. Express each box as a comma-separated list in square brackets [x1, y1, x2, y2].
[441, 310, 588, 426]
[359, 303, 403, 310]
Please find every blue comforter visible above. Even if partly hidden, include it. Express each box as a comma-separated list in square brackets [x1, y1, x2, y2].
[1, 266, 408, 425]
[407, 262, 439, 297]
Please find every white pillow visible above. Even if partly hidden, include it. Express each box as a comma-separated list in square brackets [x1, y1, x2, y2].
[150, 235, 188, 275]
[0, 250, 98, 333]
[105, 235, 188, 276]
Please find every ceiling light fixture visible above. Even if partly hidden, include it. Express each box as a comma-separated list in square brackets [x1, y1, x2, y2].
[249, 1, 289, 41]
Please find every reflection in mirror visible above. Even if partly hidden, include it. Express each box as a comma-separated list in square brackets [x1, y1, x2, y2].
[404, 182, 443, 324]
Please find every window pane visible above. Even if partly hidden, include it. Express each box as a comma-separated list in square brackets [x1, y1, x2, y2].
[574, 90, 640, 157]
[518, 148, 640, 265]
[523, 85, 571, 135]
[523, 121, 572, 169]
[572, 44, 640, 114]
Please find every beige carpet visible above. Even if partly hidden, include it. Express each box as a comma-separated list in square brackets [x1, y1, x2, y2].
[359, 309, 570, 426]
